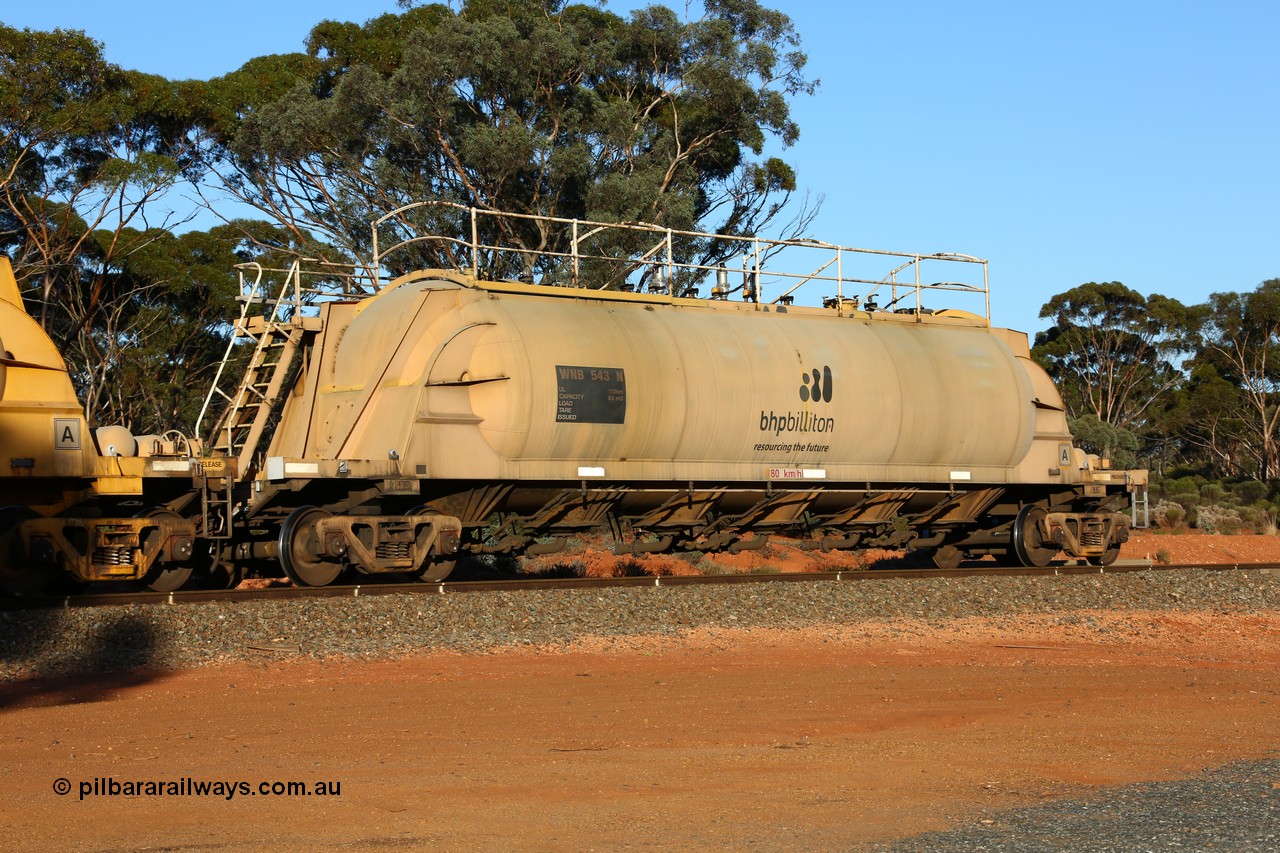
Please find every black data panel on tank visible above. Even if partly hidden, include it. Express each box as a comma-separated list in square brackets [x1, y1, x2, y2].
[555, 365, 627, 424]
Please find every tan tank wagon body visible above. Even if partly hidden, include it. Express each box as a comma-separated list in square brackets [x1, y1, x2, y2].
[247, 268, 1140, 579]
[0, 206, 1147, 592]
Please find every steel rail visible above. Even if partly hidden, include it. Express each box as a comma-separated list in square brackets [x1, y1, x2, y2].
[4, 560, 1278, 612]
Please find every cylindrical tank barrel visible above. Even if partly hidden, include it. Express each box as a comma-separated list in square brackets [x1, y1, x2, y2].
[297, 274, 1040, 486]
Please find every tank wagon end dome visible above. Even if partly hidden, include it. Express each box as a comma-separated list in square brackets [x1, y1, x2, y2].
[1, 254, 14, 397]
[0, 254, 21, 307]
[0, 253, 80, 401]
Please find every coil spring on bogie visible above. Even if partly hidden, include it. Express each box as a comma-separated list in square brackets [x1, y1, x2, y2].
[1079, 530, 1105, 548]
[92, 546, 136, 567]
[376, 542, 412, 561]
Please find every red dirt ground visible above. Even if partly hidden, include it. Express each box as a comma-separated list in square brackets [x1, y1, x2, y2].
[1122, 530, 1280, 564]
[2, 533, 1278, 851]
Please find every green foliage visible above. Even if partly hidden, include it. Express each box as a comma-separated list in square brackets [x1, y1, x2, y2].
[0, 24, 229, 430]
[0, 24, 355, 432]
[198, 0, 818, 277]
[1232, 480, 1268, 505]
[0, 25, 207, 256]
[58, 222, 315, 433]
[1199, 483, 1225, 505]
[1191, 279, 1280, 479]
[1156, 361, 1250, 479]
[1031, 276, 1280, 486]
[1160, 476, 1200, 503]
[1150, 474, 1280, 534]
[1066, 414, 1139, 469]
[1235, 503, 1277, 535]
[1032, 282, 1202, 430]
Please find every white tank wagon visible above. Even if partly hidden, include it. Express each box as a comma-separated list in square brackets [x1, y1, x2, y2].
[206, 207, 1146, 583]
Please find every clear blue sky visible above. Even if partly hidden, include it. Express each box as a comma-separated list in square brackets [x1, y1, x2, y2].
[4, 0, 1277, 335]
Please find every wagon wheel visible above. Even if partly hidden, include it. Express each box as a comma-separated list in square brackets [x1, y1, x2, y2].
[0, 506, 55, 596]
[1012, 504, 1057, 568]
[187, 536, 239, 590]
[1085, 542, 1122, 567]
[139, 508, 194, 593]
[416, 552, 457, 583]
[278, 506, 343, 587]
[408, 504, 458, 583]
[931, 544, 963, 569]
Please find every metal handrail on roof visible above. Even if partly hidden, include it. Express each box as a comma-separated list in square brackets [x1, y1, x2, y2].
[370, 201, 990, 323]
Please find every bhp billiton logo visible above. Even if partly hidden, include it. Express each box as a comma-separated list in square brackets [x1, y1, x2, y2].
[799, 366, 833, 403]
[759, 365, 836, 436]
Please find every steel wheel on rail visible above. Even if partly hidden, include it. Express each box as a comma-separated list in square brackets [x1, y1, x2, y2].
[1085, 542, 1122, 567]
[139, 508, 195, 593]
[416, 555, 457, 583]
[407, 504, 458, 583]
[198, 548, 241, 590]
[1012, 504, 1057, 568]
[278, 506, 344, 587]
[931, 544, 963, 569]
[0, 506, 55, 596]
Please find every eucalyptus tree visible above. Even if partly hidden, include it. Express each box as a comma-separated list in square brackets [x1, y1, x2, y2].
[1195, 279, 1280, 480]
[199, 0, 818, 283]
[1156, 362, 1251, 479]
[1031, 282, 1202, 433]
[0, 24, 243, 430]
[0, 24, 206, 327]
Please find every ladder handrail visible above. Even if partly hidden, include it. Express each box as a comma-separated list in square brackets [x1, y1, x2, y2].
[198, 261, 309, 469]
[196, 264, 268, 442]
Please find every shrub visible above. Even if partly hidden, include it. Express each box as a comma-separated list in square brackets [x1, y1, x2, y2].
[1158, 477, 1202, 514]
[1234, 503, 1278, 534]
[1246, 504, 1280, 536]
[1160, 476, 1201, 501]
[1195, 504, 1244, 535]
[1199, 483, 1226, 505]
[1151, 500, 1186, 529]
[1233, 480, 1268, 505]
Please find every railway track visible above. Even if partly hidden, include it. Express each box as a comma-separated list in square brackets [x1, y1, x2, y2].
[6, 560, 1277, 611]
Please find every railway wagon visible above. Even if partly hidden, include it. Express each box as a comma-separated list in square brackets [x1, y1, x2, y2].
[0, 209, 1146, 592]
[0, 255, 200, 593]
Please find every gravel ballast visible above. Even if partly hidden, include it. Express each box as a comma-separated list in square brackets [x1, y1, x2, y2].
[2, 568, 1278, 680]
[877, 759, 1280, 853]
